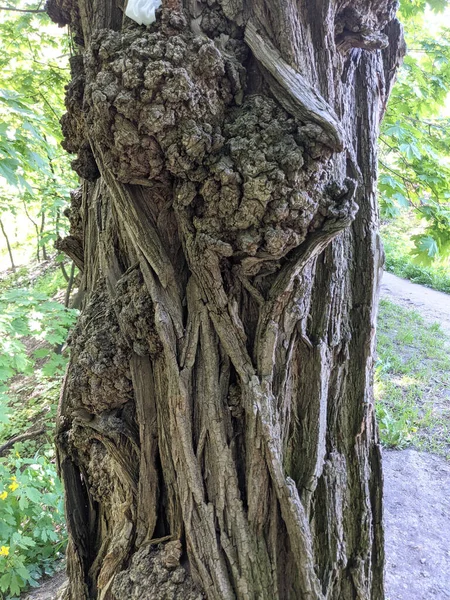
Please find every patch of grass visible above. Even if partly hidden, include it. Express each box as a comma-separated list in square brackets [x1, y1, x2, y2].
[375, 299, 450, 458]
[381, 212, 450, 293]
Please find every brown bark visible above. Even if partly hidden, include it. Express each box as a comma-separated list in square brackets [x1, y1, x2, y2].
[48, 0, 405, 598]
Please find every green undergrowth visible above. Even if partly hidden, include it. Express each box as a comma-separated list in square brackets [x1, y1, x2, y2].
[0, 261, 76, 598]
[381, 213, 450, 293]
[375, 299, 450, 458]
[0, 256, 68, 294]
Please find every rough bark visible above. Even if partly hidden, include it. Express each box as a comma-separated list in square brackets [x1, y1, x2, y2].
[48, 0, 405, 598]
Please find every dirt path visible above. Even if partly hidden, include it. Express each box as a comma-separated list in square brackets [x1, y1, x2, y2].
[382, 272, 450, 599]
[384, 449, 450, 600]
[22, 571, 66, 600]
[381, 272, 450, 335]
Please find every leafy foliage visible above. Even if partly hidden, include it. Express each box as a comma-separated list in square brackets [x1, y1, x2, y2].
[382, 212, 450, 292]
[379, 1, 450, 266]
[0, 0, 77, 265]
[0, 6, 80, 595]
[0, 266, 76, 598]
[0, 287, 77, 388]
[0, 456, 65, 599]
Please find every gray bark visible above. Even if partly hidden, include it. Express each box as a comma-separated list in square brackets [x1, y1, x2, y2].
[47, 0, 405, 598]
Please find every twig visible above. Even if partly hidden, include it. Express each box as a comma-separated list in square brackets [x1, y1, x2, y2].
[59, 258, 70, 282]
[0, 216, 16, 272]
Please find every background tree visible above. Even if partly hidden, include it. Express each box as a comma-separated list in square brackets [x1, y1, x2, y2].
[48, 0, 404, 598]
[380, 0, 450, 265]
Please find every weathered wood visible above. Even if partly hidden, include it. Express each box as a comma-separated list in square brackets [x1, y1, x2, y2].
[245, 20, 345, 151]
[48, 0, 405, 598]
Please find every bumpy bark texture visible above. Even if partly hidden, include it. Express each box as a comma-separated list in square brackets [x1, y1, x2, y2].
[49, 0, 405, 598]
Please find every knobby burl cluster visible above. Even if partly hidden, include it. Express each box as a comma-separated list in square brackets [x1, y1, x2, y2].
[67, 282, 133, 414]
[66, 269, 162, 415]
[115, 266, 162, 356]
[63, 22, 353, 269]
[86, 441, 119, 507]
[335, 0, 399, 50]
[112, 543, 203, 599]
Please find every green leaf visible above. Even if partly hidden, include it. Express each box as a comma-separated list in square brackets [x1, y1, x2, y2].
[0, 365, 15, 381]
[0, 571, 11, 592]
[15, 564, 30, 581]
[0, 158, 19, 186]
[9, 572, 21, 596]
[18, 495, 29, 511]
[33, 348, 51, 359]
[24, 486, 42, 504]
[384, 124, 407, 139]
[412, 234, 440, 265]
[399, 142, 422, 160]
[16, 534, 36, 549]
[427, 0, 448, 12]
[392, 192, 410, 208]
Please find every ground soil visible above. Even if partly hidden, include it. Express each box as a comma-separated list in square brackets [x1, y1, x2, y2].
[23, 272, 450, 600]
[384, 449, 450, 600]
[380, 272, 450, 600]
[22, 571, 66, 600]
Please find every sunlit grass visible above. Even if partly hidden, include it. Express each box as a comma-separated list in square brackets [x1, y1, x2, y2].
[376, 299, 450, 457]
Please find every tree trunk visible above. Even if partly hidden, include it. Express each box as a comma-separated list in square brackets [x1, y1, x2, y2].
[22, 200, 41, 261]
[0, 216, 16, 272]
[40, 209, 49, 261]
[48, 1, 405, 598]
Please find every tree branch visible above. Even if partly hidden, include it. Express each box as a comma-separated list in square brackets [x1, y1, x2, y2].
[0, 5, 46, 12]
[0, 427, 46, 457]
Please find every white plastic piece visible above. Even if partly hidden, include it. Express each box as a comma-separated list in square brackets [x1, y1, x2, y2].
[125, 0, 162, 26]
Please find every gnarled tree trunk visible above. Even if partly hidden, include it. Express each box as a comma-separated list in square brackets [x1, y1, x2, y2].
[48, 0, 405, 597]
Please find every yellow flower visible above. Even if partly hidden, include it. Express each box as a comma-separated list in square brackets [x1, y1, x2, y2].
[0, 546, 9, 556]
[0, 491, 8, 501]
[8, 477, 18, 492]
